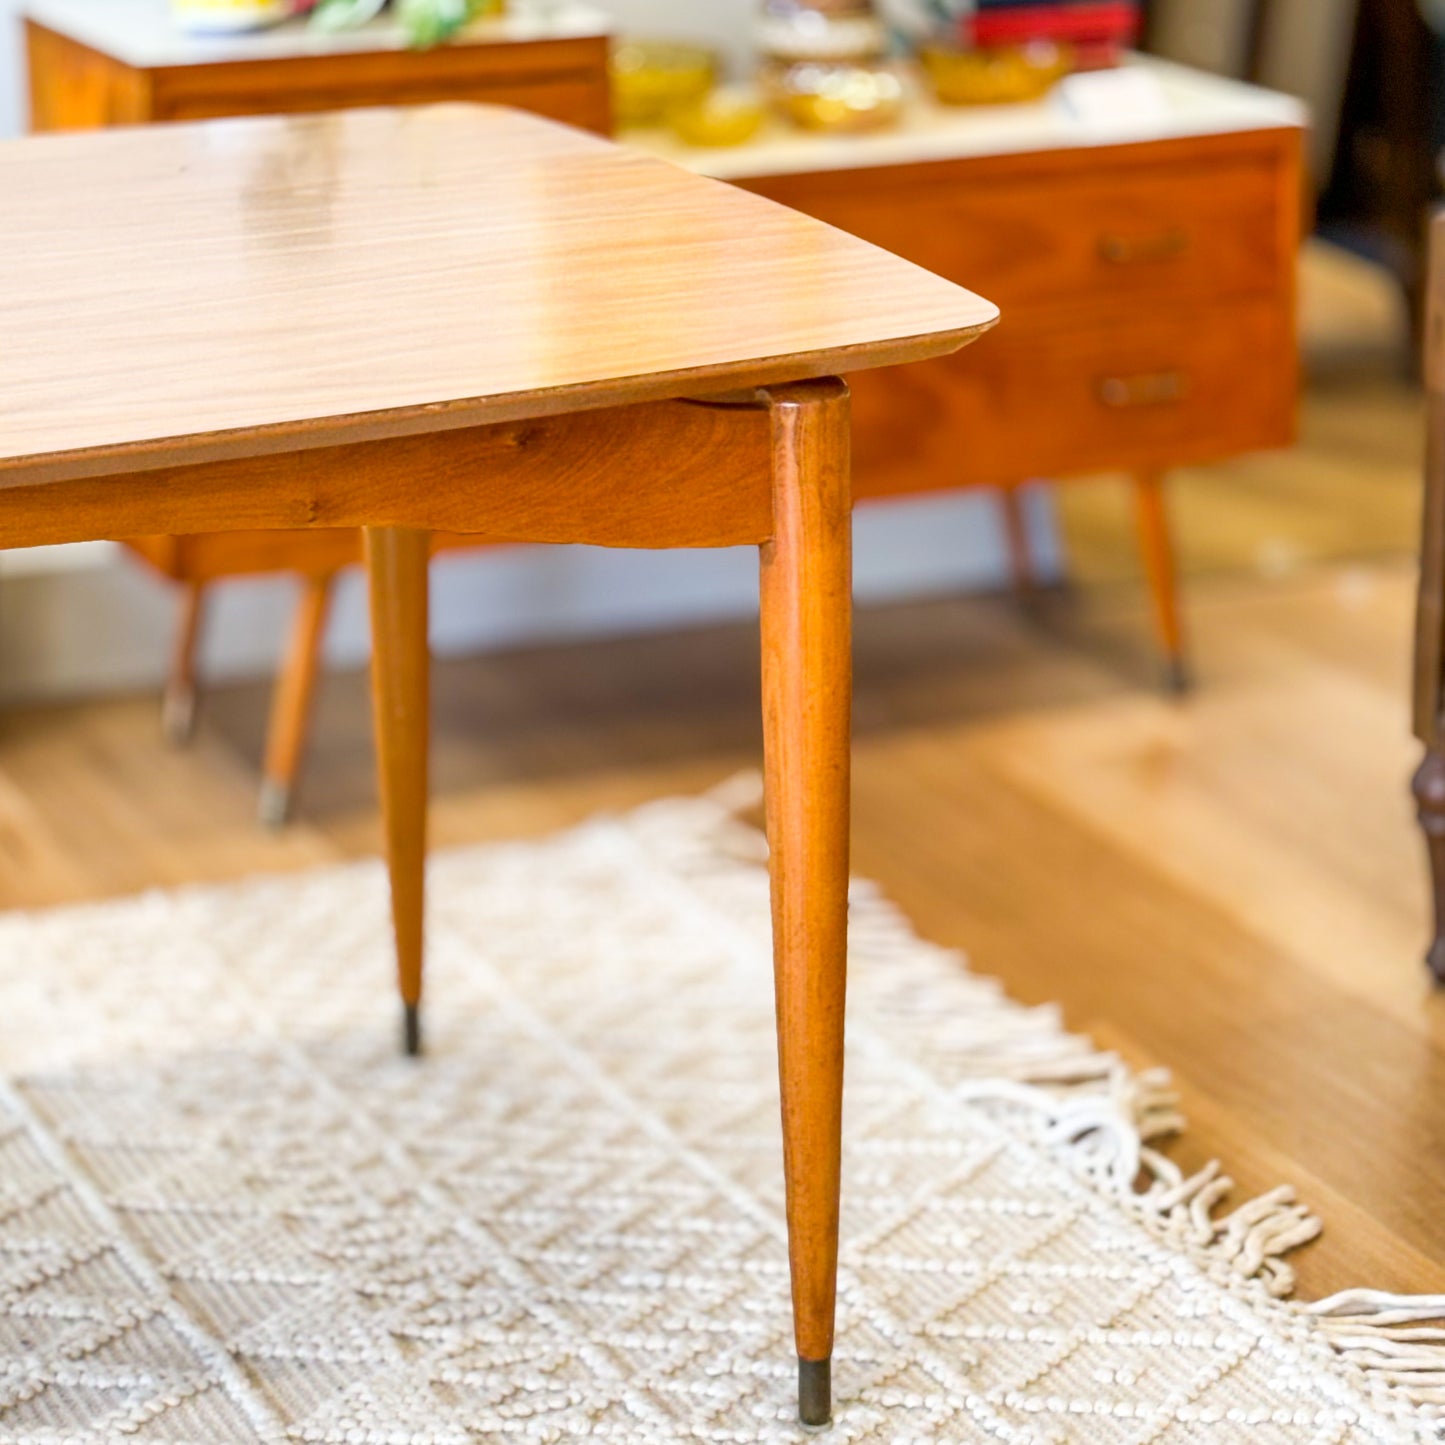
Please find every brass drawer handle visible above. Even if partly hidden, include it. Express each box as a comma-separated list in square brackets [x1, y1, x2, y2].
[1098, 371, 1187, 408]
[1099, 228, 1190, 264]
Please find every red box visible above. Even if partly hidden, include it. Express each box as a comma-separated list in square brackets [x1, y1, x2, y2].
[968, 3, 1140, 47]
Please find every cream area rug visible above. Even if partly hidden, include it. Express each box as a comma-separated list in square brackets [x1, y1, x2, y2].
[2, 783, 1444, 1445]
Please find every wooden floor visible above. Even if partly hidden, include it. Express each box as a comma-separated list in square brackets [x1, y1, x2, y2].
[2, 239, 1441, 1302]
[3, 555, 1443, 1300]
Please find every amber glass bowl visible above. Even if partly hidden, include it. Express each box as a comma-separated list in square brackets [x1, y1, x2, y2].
[670, 88, 767, 148]
[919, 42, 1071, 106]
[610, 41, 718, 129]
[768, 61, 905, 133]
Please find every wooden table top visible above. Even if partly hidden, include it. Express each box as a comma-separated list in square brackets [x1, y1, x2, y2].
[0, 105, 997, 486]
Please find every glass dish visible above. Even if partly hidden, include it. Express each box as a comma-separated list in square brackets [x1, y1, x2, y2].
[670, 88, 768, 148]
[768, 60, 905, 132]
[919, 41, 1071, 106]
[610, 41, 718, 129]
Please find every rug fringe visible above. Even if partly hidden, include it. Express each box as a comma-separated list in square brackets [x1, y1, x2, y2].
[948, 1071, 1322, 1297]
[1307, 1293, 1445, 1410]
[683, 774, 1445, 1436]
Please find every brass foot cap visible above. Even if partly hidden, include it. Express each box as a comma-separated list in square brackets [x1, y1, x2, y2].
[798, 1357, 831, 1430]
[403, 1003, 422, 1059]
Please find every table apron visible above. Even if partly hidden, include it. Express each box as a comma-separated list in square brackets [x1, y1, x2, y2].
[0, 397, 777, 551]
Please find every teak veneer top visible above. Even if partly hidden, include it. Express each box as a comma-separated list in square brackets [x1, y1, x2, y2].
[0, 105, 997, 486]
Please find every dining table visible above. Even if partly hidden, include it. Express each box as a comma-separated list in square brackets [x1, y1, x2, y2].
[0, 103, 997, 1426]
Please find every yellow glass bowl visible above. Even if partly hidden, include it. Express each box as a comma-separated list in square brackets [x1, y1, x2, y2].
[772, 62, 905, 133]
[669, 89, 767, 148]
[610, 40, 717, 129]
[919, 42, 1071, 106]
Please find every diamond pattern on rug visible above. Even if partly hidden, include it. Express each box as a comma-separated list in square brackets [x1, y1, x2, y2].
[0, 792, 1437, 1442]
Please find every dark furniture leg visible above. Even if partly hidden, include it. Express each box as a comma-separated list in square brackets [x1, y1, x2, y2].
[1413, 218, 1445, 982]
[1413, 748, 1445, 982]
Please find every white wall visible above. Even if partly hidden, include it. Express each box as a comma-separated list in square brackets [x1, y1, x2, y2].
[0, 493, 1059, 702]
[593, 0, 755, 76]
[0, 0, 1055, 704]
[1, 0, 25, 135]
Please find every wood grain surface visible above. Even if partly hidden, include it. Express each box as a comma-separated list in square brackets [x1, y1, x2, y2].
[737, 130, 1303, 504]
[0, 401, 778, 550]
[740, 134, 1298, 325]
[0, 105, 996, 484]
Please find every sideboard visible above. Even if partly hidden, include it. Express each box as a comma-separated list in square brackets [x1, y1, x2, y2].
[628, 60, 1305, 694]
[25, 0, 610, 129]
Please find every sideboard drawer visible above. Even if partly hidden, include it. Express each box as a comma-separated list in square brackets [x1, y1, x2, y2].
[848, 298, 1296, 498]
[151, 39, 612, 132]
[25, 20, 613, 135]
[742, 134, 1298, 319]
[157, 75, 611, 132]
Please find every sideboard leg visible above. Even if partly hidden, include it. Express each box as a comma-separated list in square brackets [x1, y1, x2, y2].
[162, 579, 207, 746]
[1413, 746, 1445, 983]
[1133, 469, 1191, 694]
[759, 378, 851, 1430]
[259, 571, 336, 829]
[365, 528, 430, 1057]
[997, 484, 1036, 600]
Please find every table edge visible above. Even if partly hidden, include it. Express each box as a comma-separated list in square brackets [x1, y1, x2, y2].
[0, 317, 998, 491]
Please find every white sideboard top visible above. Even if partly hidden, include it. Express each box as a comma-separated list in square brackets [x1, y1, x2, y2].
[625, 57, 1307, 181]
[21, 0, 610, 66]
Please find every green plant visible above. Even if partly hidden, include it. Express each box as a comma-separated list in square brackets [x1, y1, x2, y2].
[310, 0, 480, 50]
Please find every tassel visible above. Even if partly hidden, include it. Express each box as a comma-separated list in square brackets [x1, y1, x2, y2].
[1301, 1292, 1445, 1420]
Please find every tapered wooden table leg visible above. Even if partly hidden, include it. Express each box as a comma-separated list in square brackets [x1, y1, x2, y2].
[365, 528, 430, 1058]
[259, 572, 336, 829]
[162, 580, 207, 746]
[759, 378, 852, 1429]
[1133, 468, 1190, 693]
